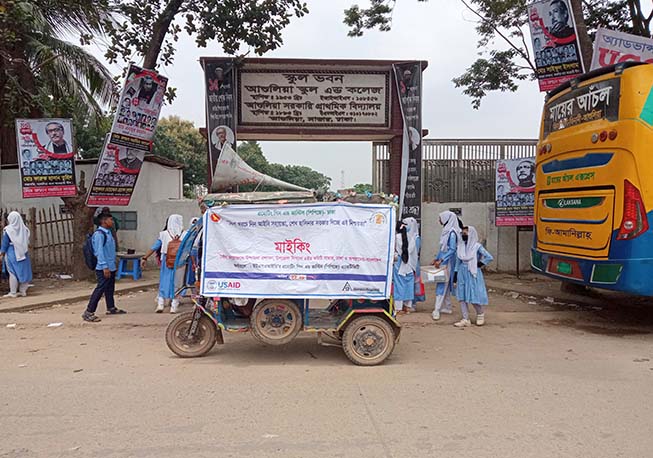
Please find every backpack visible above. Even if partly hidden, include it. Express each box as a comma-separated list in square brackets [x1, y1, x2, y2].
[83, 230, 107, 270]
[165, 233, 182, 269]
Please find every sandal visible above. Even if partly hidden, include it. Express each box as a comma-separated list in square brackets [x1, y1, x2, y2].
[82, 313, 101, 322]
[106, 308, 127, 315]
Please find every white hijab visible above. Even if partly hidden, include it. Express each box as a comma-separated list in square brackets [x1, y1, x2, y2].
[159, 214, 184, 253]
[439, 211, 461, 251]
[396, 222, 418, 275]
[457, 226, 482, 278]
[4, 211, 30, 261]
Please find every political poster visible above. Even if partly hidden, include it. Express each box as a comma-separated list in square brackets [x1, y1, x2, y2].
[528, 0, 585, 92]
[200, 203, 396, 299]
[393, 62, 422, 224]
[15, 118, 77, 198]
[202, 58, 237, 190]
[86, 136, 143, 206]
[86, 65, 167, 206]
[112, 65, 168, 144]
[496, 158, 536, 226]
[590, 27, 653, 70]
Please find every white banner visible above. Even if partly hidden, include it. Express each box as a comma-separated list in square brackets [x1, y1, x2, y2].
[591, 27, 653, 70]
[200, 203, 396, 299]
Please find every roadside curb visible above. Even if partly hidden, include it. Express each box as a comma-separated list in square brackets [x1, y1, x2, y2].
[0, 282, 158, 314]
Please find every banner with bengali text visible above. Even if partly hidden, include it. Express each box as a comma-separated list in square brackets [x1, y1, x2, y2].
[201, 203, 396, 299]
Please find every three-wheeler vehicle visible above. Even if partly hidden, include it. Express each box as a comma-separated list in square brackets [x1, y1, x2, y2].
[165, 191, 401, 366]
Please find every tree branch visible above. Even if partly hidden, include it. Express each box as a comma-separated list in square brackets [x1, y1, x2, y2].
[142, 0, 185, 69]
[459, 0, 536, 72]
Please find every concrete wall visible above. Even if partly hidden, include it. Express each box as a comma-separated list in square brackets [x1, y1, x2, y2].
[421, 202, 532, 272]
[1, 162, 200, 254]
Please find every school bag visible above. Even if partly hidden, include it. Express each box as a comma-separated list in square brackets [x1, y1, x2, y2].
[165, 233, 182, 269]
[83, 230, 107, 270]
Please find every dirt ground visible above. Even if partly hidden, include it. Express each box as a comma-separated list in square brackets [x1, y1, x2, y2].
[1, 287, 653, 458]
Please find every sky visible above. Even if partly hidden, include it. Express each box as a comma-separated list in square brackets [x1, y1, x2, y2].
[92, 0, 545, 188]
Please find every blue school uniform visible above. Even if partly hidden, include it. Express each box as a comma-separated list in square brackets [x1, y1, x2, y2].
[151, 239, 176, 299]
[455, 246, 494, 305]
[1, 232, 33, 283]
[435, 232, 457, 295]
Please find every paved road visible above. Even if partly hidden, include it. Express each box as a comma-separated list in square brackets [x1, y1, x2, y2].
[1, 289, 652, 458]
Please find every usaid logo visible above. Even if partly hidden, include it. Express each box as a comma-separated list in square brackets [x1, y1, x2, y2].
[217, 280, 241, 289]
[206, 280, 241, 290]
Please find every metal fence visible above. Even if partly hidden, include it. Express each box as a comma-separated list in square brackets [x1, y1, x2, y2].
[372, 139, 537, 202]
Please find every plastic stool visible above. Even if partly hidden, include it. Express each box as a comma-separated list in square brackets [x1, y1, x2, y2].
[116, 256, 142, 280]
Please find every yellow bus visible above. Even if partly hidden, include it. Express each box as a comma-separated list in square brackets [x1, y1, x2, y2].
[532, 62, 653, 295]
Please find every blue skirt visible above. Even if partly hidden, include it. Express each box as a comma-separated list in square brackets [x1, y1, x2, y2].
[393, 263, 415, 301]
[4, 246, 33, 283]
[455, 265, 489, 305]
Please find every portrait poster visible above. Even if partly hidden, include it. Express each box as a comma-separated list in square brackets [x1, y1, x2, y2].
[86, 65, 167, 206]
[15, 118, 77, 198]
[496, 158, 536, 226]
[86, 136, 144, 206]
[528, 0, 585, 92]
[393, 62, 422, 224]
[202, 58, 237, 190]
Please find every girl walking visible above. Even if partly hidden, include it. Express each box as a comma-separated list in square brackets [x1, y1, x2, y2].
[432, 211, 462, 320]
[453, 226, 494, 328]
[141, 214, 186, 313]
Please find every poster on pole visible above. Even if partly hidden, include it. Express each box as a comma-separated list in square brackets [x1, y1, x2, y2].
[200, 203, 396, 299]
[590, 27, 653, 70]
[496, 158, 536, 226]
[202, 58, 237, 190]
[528, 0, 585, 92]
[86, 136, 144, 206]
[86, 65, 167, 206]
[15, 118, 77, 198]
[393, 62, 422, 224]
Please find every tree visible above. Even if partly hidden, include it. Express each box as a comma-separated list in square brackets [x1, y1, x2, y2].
[236, 141, 332, 192]
[353, 183, 374, 193]
[0, 0, 117, 164]
[344, 0, 653, 108]
[152, 116, 207, 198]
[0, 1, 119, 279]
[103, 0, 309, 72]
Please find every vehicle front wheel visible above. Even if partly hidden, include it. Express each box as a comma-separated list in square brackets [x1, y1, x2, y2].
[166, 311, 218, 358]
[342, 315, 396, 366]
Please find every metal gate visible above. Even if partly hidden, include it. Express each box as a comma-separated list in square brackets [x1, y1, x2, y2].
[372, 139, 537, 202]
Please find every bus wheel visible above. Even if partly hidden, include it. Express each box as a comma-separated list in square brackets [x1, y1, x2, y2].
[250, 299, 302, 346]
[166, 311, 217, 358]
[342, 316, 395, 366]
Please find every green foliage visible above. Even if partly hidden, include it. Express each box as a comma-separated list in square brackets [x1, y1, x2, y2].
[353, 183, 374, 193]
[236, 141, 332, 192]
[345, 0, 653, 107]
[104, 0, 309, 70]
[0, 0, 117, 120]
[152, 116, 207, 198]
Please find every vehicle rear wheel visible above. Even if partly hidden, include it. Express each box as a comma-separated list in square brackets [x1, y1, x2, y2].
[250, 299, 302, 346]
[166, 311, 217, 358]
[342, 315, 395, 366]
